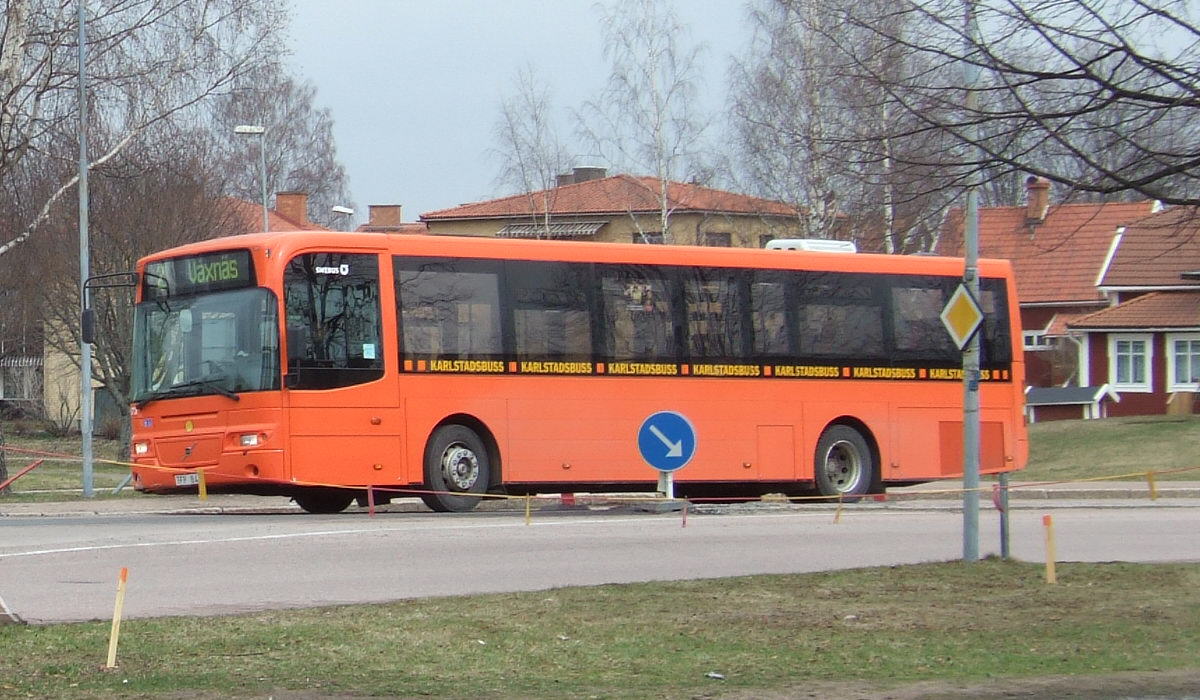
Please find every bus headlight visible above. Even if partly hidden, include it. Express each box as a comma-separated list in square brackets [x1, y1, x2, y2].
[239, 433, 260, 447]
[134, 442, 149, 455]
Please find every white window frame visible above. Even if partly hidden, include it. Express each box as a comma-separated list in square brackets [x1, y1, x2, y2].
[1166, 332, 1200, 392]
[1109, 333, 1153, 393]
[1022, 330, 1051, 351]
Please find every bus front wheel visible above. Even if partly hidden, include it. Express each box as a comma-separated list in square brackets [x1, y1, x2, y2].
[813, 425, 875, 500]
[422, 425, 489, 513]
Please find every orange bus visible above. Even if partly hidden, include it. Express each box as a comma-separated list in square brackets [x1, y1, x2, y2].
[129, 232, 1026, 513]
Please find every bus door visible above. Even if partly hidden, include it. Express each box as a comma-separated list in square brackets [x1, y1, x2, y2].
[282, 251, 402, 487]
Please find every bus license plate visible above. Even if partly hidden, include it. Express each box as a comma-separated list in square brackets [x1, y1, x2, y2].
[174, 473, 200, 487]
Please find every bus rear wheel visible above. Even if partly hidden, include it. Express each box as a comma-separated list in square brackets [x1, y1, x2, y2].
[813, 425, 874, 501]
[422, 425, 490, 513]
[293, 489, 354, 514]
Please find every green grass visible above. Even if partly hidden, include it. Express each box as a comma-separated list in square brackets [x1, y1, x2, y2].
[0, 431, 125, 493]
[1023, 413, 1200, 482]
[1, 561, 1197, 698]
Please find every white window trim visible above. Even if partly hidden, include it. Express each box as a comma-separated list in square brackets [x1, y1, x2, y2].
[1022, 330, 1051, 351]
[1108, 333, 1153, 393]
[1166, 332, 1200, 392]
[1078, 334, 1090, 386]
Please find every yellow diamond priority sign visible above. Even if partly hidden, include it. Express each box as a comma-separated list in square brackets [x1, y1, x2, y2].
[941, 284, 984, 350]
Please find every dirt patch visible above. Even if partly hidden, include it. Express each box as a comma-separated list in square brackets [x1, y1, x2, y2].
[153, 670, 1200, 699]
[714, 669, 1200, 699]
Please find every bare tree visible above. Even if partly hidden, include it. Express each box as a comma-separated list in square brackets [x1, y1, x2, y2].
[0, 0, 286, 469]
[577, 0, 711, 243]
[731, 0, 962, 253]
[211, 64, 353, 229]
[32, 127, 252, 455]
[0, 0, 287, 259]
[807, 0, 1200, 207]
[490, 64, 574, 237]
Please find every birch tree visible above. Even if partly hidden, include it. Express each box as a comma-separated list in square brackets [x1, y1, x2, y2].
[0, 0, 285, 465]
[490, 64, 573, 237]
[577, 0, 711, 243]
[0, 0, 287, 259]
[731, 0, 960, 253]
[810, 0, 1200, 206]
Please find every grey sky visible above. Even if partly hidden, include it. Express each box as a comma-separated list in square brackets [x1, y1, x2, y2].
[287, 0, 750, 224]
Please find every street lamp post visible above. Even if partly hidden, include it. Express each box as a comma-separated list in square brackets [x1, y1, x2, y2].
[234, 125, 268, 232]
[331, 205, 354, 231]
[78, 0, 94, 498]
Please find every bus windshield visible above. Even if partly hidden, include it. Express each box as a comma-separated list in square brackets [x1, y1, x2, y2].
[131, 287, 280, 404]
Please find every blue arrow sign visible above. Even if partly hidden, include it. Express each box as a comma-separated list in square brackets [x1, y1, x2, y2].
[637, 411, 697, 473]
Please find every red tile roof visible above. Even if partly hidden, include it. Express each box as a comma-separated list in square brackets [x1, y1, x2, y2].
[221, 197, 329, 233]
[1098, 206, 1200, 289]
[940, 200, 1159, 304]
[420, 174, 800, 220]
[1070, 290, 1200, 329]
[1045, 312, 1089, 336]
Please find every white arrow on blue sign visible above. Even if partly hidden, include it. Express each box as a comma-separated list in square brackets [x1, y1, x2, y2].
[637, 411, 697, 473]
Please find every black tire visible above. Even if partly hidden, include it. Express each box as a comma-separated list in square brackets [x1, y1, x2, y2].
[813, 425, 875, 500]
[293, 489, 354, 514]
[421, 425, 490, 513]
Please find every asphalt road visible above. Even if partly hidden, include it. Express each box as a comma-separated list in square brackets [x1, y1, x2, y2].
[2, 503, 1197, 624]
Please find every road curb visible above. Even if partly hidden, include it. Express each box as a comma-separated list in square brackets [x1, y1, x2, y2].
[2, 484, 1198, 518]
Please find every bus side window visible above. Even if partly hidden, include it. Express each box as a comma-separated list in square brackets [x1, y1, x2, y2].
[507, 261, 592, 360]
[283, 252, 384, 389]
[797, 273, 885, 360]
[751, 275, 792, 357]
[395, 258, 503, 360]
[600, 266, 678, 361]
[979, 280, 1012, 365]
[683, 268, 747, 361]
[890, 285, 957, 360]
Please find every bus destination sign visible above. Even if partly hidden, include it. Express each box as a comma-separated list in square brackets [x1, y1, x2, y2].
[143, 249, 256, 299]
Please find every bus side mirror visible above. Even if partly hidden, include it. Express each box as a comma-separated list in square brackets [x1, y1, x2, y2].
[82, 308, 96, 344]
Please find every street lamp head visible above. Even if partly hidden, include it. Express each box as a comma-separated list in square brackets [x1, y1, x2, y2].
[234, 124, 265, 135]
[331, 205, 354, 215]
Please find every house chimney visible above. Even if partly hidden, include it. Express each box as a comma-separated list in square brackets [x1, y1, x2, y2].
[368, 205, 402, 228]
[1025, 176, 1050, 224]
[572, 166, 607, 183]
[275, 191, 309, 226]
[556, 172, 575, 187]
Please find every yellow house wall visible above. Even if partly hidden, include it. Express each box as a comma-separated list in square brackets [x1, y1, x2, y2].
[42, 344, 84, 425]
[424, 212, 804, 247]
[40, 322, 99, 428]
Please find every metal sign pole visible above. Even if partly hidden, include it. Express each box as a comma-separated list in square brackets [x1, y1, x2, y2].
[961, 0, 982, 561]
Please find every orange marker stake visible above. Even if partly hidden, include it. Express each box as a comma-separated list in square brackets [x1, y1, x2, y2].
[0, 459, 44, 491]
[1042, 515, 1057, 584]
[833, 492, 844, 524]
[1146, 471, 1158, 500]
[105, 568, 129, 669]
[367, 486, 375, 517]
[197, 469, 208, 501]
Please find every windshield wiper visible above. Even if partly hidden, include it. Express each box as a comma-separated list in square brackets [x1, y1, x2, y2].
[136, 377, 240, 408]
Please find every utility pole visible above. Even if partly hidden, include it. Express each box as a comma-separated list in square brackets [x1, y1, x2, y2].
[78, 0, 94, 498]
[961, 0, 982, 561]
